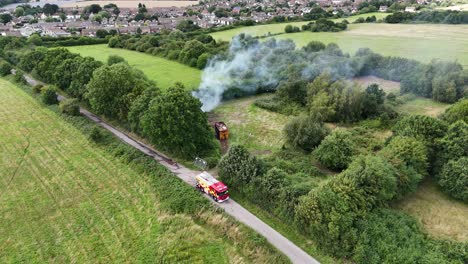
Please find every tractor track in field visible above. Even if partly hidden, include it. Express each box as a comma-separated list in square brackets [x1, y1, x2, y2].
[19, 73, 319, 264]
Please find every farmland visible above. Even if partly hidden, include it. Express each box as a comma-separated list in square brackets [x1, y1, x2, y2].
[0, 78, 285, 263]
[212, 23, 468, 66]
[66, 44, 201, 89]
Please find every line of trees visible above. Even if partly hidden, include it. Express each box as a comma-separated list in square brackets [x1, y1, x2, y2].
[108, 31, 228, 69]
[385, 10, 468, 24]
[2, 41, 219, 162]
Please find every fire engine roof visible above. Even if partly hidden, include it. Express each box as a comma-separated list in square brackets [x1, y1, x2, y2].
[197, 172, 228, 192]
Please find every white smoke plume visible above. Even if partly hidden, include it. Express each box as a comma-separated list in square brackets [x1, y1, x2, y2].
[193, 35, 361, 112]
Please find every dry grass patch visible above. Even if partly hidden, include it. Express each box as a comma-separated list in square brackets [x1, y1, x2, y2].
[352, 75, 400, 94]
[395, 179, 468, 242]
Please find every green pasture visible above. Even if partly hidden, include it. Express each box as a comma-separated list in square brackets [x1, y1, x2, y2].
[210, 12, 388, 40]
[212, 22, 468, 66]
[66, 45, 202, 89]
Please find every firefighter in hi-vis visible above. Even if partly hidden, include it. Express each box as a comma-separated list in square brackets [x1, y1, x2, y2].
[195, 172, 230, 202]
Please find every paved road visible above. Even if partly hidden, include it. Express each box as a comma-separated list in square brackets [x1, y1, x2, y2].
[22, 74, 319, 264]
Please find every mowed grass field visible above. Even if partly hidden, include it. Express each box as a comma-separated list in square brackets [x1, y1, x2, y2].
[0, 79, 283, 263]
[66, 44, 201, 89]
[212, 23, 468, 66]
[210, 12, 387, 39]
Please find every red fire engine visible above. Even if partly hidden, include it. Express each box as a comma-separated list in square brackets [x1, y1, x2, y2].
[195, 172, 230, 202]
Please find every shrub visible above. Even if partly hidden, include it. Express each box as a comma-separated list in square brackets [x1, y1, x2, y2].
[313, 130, 356, 170]
[296, 155, 397, 257]
[218, 145, 263, 188]
[40, 86, 58, 105]
[438, 157, 468, 202]
[32, 84, 44, 94]
[0, 61, 12, 76]
[107, 55, 125, 65]
[380, 136, 427, 198]
[353, 209, 429, 264]
[13, 70, 27, 84]
[441, 99, 468, 124]
[283, 115, 330, 151]
[393, 115, 447, 143]
[59, 98, 80, 116]
[89, 126, 105, 142]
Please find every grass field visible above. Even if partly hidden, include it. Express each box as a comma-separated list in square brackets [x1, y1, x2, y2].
[212, 95, 293, 154]
[395, 179, 468, 242]
[0, 78, 285, 263]
[66, 44, 201, 90]
[396, 97, 450, 117]
[210, 12, 388, 40]
[212, 23, 468, 66]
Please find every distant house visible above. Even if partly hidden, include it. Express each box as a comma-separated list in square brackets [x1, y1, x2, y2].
[404, 7, 417, 13]
[232, 6, 241, 14]
[43, 28, 71, 37]
[379, 5, 388, 12]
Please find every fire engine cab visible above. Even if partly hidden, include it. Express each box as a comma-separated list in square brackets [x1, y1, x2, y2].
[195, 172, 230, 202]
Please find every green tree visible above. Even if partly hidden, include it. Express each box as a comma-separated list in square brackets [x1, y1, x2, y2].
[41, 86, 58, 105]
[140, 84, 216, 159]
[218, 145, 263, 188]
[0, 61, 12, 76]
[302, 41, 326, 52]
[59, 98, 80, 116]
[393, 115, 447, 144]
[128, 86, 161, 133]
[27, 34, 43, 46]
[380, 136, 427, 198]
[196, 52, 210, 69]
[107, 55, 126, 65]
[441, 99, 468, 124]
[284, 24, 293, 33]
[0, 13, 12, 24]
[284, 114, 330, 151]
[15, 6, 25, 17]
[296, 155, 397, 257]
[438, 157, 468, 202]
[362, 84, 385, 118]
[86, 63, 152, 120]
[313, 130, 356, 170]
[176, 20, 200, 32]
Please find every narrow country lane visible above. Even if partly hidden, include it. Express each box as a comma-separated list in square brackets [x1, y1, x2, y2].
[21, 73, 319, 264]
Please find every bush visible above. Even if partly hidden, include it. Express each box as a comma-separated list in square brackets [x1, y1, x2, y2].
[0, 61, 12, 76]
[40, 86, 58, 105]
[107, 55, 125, 65]
[380, 136, 427, 198]
[296, 155, 397, 257]
[393, 115, 447, 143]
[438, 157, 468, 202]
[354, 209, 430, 264]
[283, 115, 330, 151]
[13, 70, 27, 84]
[32, 84, 44, 94]
[59, 98, 80, 116]
[89, 126, 106, 142]
[218, 145, 263, 188]
[313, 130, 356, 170]
[441, 99, 468, 124]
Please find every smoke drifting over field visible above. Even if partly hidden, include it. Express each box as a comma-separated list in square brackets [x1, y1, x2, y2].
[193, 35, 360, 112]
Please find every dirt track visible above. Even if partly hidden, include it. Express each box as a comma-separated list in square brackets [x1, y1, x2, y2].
[22, 73, 319, 264]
